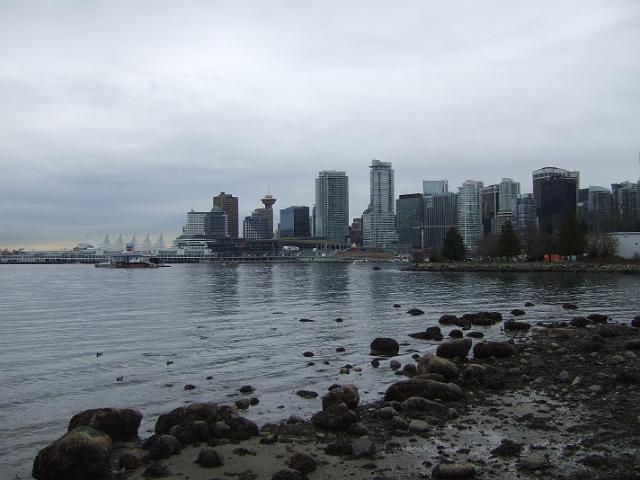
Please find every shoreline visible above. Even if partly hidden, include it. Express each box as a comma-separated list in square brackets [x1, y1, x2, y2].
[31, 309, 640, 480]
[404, 261, 640, 274]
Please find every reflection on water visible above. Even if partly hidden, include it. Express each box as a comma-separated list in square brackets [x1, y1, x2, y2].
[0, 263, 638, 479]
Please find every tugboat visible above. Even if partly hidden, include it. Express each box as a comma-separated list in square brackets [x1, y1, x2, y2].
[95, 243, 169, 269]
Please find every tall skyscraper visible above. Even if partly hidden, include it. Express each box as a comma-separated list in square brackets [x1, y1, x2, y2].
[213, 192, 239, 239]
[425, 192, 457, 251]
[396, 193, 424, 249]
[183, 210, 208, 236]
[314, 170, 349, 243]
[204, 206, 228, 238]
[512, 193, 538, 242]
[532, 167, 579, 233]
[423, 180, 448, 196]
[363, 160, 398, 249]
[457, 180, 484, 252]
[279, 206, 310, 238]
[612, 181, 639, 231]
[499, 178, 521, 213]
[481, 184, 499, 235]
[578, 186, 615, 233]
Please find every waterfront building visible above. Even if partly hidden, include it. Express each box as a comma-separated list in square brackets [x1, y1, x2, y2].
[578, 186, 615, 233]
[423, 179, 448, 196]
[396, 193, 424, 250]
[362, 160, 398, 249]
[314, 170, 350, 243]
[611, 181, 639, 231]
[279, 206, 311, 238]
[205, 206, 228, 238]
[532, 167, 579, 233]
[425, 192, 457, 251]
[350, 217, 363, 246]
[512, 193, 538, 242]
[182, 210, 208, 236]
[481, 184, 499, 235]
[213, 192, 239, 239]
[457, 180, 484, 252]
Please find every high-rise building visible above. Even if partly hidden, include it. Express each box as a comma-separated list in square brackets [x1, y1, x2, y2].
[213, 192, 239, 239]
[183, 210, 208, 236]
[457, 180, 484, 252]
[396, 193, 424, 250]
[532, 167, 579, 233]
[362, 160, 398, 249]
[578, 186, 615, 233]
[512, 193, 538, 245]
[279, 206, 310, 238]
[611, 181, 639, 231]
[425, 192, 457, 251]
[481, 184, 499, 235]
[205, 206, 228, 238]
[499, 178, 521, 213]
[314, 170, 350, 243]
[350, 217, 363, 246]
[532, 167, 579, 210]
[423, 179, 448, 196]
[243, 215, 270, 240]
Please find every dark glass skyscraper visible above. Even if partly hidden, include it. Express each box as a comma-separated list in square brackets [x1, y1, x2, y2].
[396, 193, 424, 249]
[280, 206, 311, 238]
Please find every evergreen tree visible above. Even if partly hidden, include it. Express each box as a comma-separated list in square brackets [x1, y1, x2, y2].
[559, 212, 587, 257]
[498, 222, 520, 259]
[442, 228, 465, 261]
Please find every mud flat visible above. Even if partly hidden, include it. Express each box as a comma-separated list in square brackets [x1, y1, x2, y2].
[404, 262, 640, 274]
[32, 312, 640, 480]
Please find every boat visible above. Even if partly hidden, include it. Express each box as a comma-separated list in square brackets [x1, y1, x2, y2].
[95, 243, 169, 269]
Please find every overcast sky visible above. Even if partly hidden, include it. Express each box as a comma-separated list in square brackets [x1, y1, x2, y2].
[1, 0, 639, 248]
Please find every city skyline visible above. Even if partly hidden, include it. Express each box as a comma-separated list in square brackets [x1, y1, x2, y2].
[1, 1, 639, 247]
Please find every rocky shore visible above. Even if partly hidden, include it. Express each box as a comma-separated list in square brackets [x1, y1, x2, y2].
[32, 309, 640, 480]
[404, 262, 640, 274]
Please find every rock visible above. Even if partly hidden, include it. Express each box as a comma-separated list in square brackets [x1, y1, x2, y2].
[148, 434, 182, 460]
[142, 463, 171, 478]
[384, 379, 464, 402]
[155, 402, 219, 435]
[235, 399, 250, 410]
[473, 341, 515, 359]
[296, 390, 318, 399]
[530, 356, 545, 368]
[408, 419, 430, 432]
[563, 303, 578, 310]
[118, 452, 142, 470]
[299, 318, 314, 322]
[67, 408, 143, 442]
[325, 439, 353, 456]
[410, 326, 444, 340]
[579, 335, 606, 353]
[439, 314, 459, 325]
[370, 337, 400, 356]
[525, 302, 535, 307]
[287, 415, 305, 424]
[392, 415, 409, 429]
[467, 331, 484, 338]
[519, 454, 551, 470]
[558, 370, 571, 382]
[511, 309, 526, 316]
[588, 314, 609, 324]
[504, 320, 531, 331]
[570, 316, 589, 328]
[632, 316, 640, 328]
[436, 339, 472, 359]
[239, 385, 255, 394]
[227, 416, 259, 441]
[210, 421, 231, 439]
[407, 308, 425, 316]
[168, 420, 210, 445]
[491, 439, 522, 457]
[607, 354, 625, 365]
[393, 304, 401, 308]
[418, 354, 460, 380]
[414, 373, 447, 383]
[625, 340, 640, 350]
[595, 324, 626, 338]
[461, 311, 503, 326]
[303, 351, 314, 357]
[402, 363, 417, 375]
[184, 384, 196, 390]
[33, 427, 112, 480]
[351, 438, 376, 457]
[449, 329, 464, 339]
[322, 384, 359, 410]
[288, 452, 317, 473]
[432, 463, 476, 479]
[271, 469, 305, 480]
[401, 397, 452, 418]
[313, 403, 356, 431]
[371, 358, 380, 368]
[334, 317, 344, 323]
[390, 360, 401, 370]
[250, 397, 259, 406]
[336, 346, 345, 353]
[376, 406, 398, 419]
[462, 364, 486, 383]
[196, 448, 224, 468]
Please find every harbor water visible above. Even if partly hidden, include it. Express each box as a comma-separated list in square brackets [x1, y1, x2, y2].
[1, 263, 638, 478]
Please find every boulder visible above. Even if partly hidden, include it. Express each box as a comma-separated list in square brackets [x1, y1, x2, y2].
[407, 308, 425, 316]
[449, 329, 464, 339]
[410, 326, 443, 340]
[491, 439, 523, 457]
[155, 402, 218, 435]
[209, 421, 231, 439]
[570, 317, 589, 328]
[384, 379, 464, 403]
[625, 340, 640, 351]
[588, 314, 609, 324]
[473, 341, 515, 359]
[432, 463, 476, 479]
[67, 408, 142, 442]
[296, 390, 318, 399]
[272, 469, 306, 480]
[239, 385, 255, 394]
[235, 399, 250, 410]
[466, 331, 484, 338]
[148, 434, 181, 460]
[351, 438, 376, 457]
[390, 360, 401, 370]
[402, 363, 418, 376]
[196, 448, 223, 468]
[462, 364, 487, 384]
[439, 314, 458, 325]
[461, 312, 502, 326]
[168, 420, 210, 445]
[417, 354, 460, 380]
[118, 452, 142, 470]
[504, 320, 531, 331]
[288, 452, 317, 473]
[519, 454, 551, 471]
[322, 384, 359, 410]
[580, 335, 606, 353]
[400, 397, 452, 418]
[436, 339, 472, 359]
[408, 419, 430, 433]
[370, 337, 400, 356]
[376, 406, 398, 419]
[33, 427, 112, 480]
[226, 416, 259, 441]
[525, 302, 535, 307]
[511, 309, 526, 316]
[632, 316, 640, 328]
[313, 403, 356, 431]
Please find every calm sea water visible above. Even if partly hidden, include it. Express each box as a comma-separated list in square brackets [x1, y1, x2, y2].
[1, 263, 638, 479]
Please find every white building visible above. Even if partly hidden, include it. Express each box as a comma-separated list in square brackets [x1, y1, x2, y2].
[498, 178, 521, 214]
[314, 170, 350, 242]
[363, 160, 398, 249]
[607, 232, 640, 259]
[182, 210, 207, 236]
[457, 180, 484, 252]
